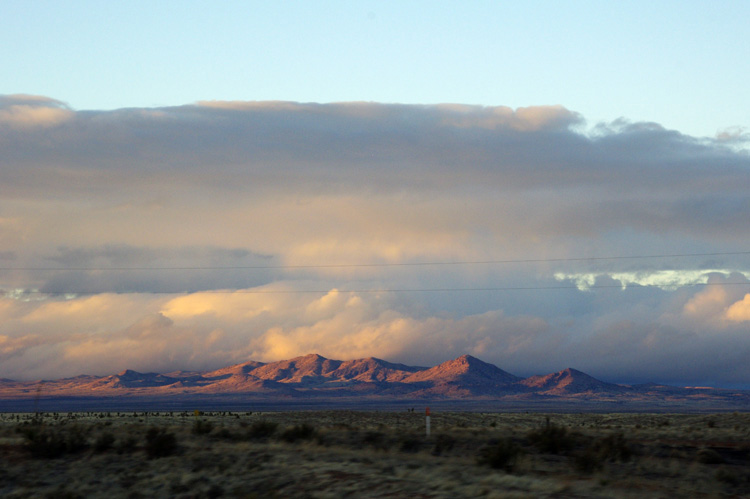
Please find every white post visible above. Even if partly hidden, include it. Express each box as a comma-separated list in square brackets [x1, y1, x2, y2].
[425, 407, 431, 437]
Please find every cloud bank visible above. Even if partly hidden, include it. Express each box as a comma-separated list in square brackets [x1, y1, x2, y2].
[1, 95, 749, 387]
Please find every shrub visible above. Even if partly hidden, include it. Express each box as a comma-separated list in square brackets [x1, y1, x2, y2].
[589, 432, 631, 462]
[362, 430, 385, 445]
[573, 449, 603, 473]
[145, 427, 178, 458]
[697, 448, 725, 465]
[715, 467, 740, 486]
[398, 435, 422, 453]
[573, 432, 632, 474]
[93, 431, 116, 453]
[356, 430, 391, 451]
[20, 425, 88, 459]
[245, 420, 278, 440]
[214, 428, 235, 440]
[45, 485, 83, 499]
[192, 418, 214, 435]
[117, 436, 138, 454]
[477, 438, 521, 472]
[280, 424, 316, 443]
[432, 434, 456, 456]
[206, 483, 225, 498]
[527, 422, 576, 454]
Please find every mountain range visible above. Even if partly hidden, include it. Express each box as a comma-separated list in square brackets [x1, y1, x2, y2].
[2, 354, 749, 409]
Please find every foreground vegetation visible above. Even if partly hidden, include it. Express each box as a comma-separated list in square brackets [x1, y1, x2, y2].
[1, 411, 748, 497]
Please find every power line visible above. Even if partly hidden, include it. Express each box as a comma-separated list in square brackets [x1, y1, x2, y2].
[2, 250, 749, 272]
[5, 280, 749, 297]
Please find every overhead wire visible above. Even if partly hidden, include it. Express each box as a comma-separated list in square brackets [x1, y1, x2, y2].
[1, 250, 749, 272]
[3, 280, 750, 297]
[2, 250, 748, 296]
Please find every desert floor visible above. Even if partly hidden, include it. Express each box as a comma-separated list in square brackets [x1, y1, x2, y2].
[1, 410, 749, 498]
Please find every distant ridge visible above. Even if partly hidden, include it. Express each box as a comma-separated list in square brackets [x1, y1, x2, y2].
[1, 354, 749, 408]
[519, 368, 630, 395]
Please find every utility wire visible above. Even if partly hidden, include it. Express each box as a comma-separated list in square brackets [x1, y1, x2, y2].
[5, 280, 749, 297]
[2, 250, 749, 272]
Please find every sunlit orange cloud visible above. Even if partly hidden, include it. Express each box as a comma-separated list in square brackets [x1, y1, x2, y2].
[304, 289, 363, 321]
[673, 276, 750, 329]
[29, 288, 544, 374]
[270, 195, 487, 267]
[60, 314, 192, 374]
[20, 294, 163, 331]
[161, 292, 276, 321]
[682, 285, 730, 318]
[3, 280, 748, 385]
[726, 294, 750, 322]
[0, 293, 168, 371]
[258, 316, 418, 362]
[253, 306, 552, 368]
[7, 188, 521, 279]
[0, 334, 42, 357]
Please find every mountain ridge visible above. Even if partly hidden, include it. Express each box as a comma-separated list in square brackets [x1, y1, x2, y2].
[1, 354, 748, 406]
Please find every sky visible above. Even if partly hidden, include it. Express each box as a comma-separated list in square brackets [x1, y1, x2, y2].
[1, 2, 749, 387]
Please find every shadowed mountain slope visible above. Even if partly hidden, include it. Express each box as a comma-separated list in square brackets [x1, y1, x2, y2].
[85, 370, 180, 389]
[203, 360, 267, 379]
[519, 368, 630, 395]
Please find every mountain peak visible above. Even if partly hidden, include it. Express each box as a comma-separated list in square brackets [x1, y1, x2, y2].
[404, 355, 519, 385]
[520, 368, 626, 394]
[294, 353, 328, 361]
[248, 354, 342, 383]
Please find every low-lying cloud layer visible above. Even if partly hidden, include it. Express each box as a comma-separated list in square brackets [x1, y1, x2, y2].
[1, 95, 749, 387]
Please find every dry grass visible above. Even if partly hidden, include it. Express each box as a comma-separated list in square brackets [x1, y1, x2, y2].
[1, 411, 748, 498]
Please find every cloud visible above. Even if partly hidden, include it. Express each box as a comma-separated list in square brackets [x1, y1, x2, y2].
[556, 269, 750, 291]
[429, 103, 583, 131]
[716, 126, 749, 146]
[0, 95, 73, 129]
[683, 285, 731, 318]
[726, 294, 750, 322]
[1, 97, 749, 386]
[1, 282, 750, 387]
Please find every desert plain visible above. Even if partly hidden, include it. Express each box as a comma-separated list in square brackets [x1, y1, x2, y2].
[1, 409, 749, 498]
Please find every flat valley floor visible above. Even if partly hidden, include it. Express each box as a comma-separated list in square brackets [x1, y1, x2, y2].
[1, 411, 749, 498]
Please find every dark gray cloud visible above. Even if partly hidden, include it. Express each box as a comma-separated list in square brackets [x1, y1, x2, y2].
[2, 96, 746, 236]
[34, 245, 276, 294]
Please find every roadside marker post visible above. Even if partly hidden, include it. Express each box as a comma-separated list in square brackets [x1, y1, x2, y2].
[426, 407, 431, 437]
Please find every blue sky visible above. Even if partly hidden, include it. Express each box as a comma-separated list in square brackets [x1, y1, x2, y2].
[4, 1, 749, 138]
[1, 2, 749, 387]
